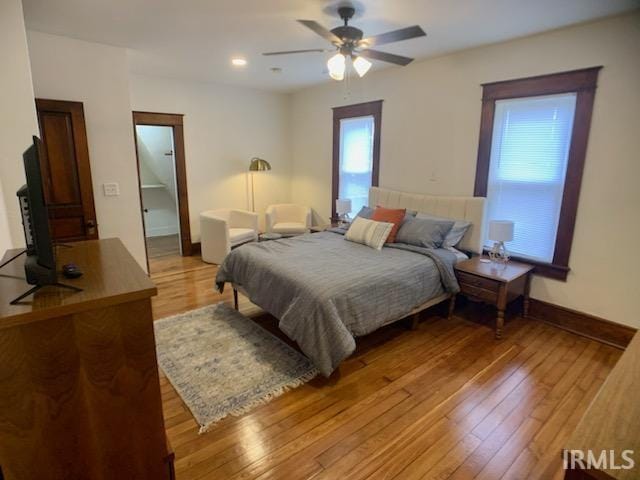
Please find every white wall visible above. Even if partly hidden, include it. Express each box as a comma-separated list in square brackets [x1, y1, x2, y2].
[0, 0, 39, 251]
[26, 31, 147, 268]
[136, 125, 178, 201]
[0, 182, 13, 256]
[141, 188, 179, 237]
[290, 12, 640, 328]
[128, 74, 291, 238]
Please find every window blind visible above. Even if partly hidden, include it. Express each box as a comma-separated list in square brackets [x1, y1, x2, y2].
[486, 93, 577, 263]
[339, 115, 375, 215]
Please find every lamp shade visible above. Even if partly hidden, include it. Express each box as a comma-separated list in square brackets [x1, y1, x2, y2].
[327, 53, 346, 81]
[353, 56, 372, 77]
[336, 198, 352, 215]
[488, 220, 514, 242]
[249, 157, 271, 171]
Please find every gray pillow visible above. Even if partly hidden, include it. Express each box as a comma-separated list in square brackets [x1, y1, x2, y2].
[355, 206, 374, 219]
[356, 206, 417, 222]
[395, 216, 455, 248]
[416, 213, 471, 249]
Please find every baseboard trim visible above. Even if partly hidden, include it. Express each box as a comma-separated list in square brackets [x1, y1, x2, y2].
[191, 242, 201, 255]
[528, 299, 636, 349]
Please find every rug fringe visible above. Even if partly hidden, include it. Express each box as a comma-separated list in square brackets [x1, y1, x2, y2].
[197, 368, 319, 434]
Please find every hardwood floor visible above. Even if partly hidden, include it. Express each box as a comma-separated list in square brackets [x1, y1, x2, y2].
[147, 234, 181, 261]
[150, 253, 621, 480]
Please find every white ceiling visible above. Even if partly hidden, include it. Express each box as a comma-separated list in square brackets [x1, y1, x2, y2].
[22, 0, 639, 92]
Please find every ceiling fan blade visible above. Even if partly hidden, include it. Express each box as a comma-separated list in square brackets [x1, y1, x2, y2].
[359, 49, 414, 66]
[262, 49, 327, 56]
[360, 26, 426, 48]
[297, 20, 342, 44]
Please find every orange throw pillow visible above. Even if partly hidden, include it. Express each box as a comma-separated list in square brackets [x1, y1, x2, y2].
[371, 206, 406, 243]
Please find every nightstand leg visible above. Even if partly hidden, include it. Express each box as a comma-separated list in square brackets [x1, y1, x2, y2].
[496, 309, 504, 339]
[448, 295, 456, 320]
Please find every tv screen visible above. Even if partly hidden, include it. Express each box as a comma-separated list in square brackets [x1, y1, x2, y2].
[20, 136, 56, 285]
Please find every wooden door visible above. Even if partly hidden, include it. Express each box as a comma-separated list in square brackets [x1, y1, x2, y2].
[35, 99, 98, 241]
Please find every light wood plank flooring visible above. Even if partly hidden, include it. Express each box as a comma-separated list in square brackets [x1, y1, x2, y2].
[150, 253, 621, 480]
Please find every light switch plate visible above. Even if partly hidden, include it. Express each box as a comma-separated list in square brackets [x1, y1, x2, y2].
[103, 183, 120, 196]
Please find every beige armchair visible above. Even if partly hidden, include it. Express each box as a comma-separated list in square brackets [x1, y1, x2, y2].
[265, 204, 311, 236]
[200, 209, 258, 264]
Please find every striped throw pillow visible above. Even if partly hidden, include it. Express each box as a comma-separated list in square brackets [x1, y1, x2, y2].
[344, 217, 393, 250]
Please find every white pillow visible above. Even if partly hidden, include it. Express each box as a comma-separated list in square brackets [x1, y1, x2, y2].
[345, 217, 393, 250]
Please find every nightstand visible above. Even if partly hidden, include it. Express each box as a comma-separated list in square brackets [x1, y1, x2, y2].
[454, 257, 534, 339]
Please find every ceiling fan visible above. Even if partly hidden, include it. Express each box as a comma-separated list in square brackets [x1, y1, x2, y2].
[263, 6, 426, 81]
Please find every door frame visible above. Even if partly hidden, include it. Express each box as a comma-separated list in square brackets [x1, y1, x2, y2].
[132, 111, 192, 267]
[36, 98, 99, 241]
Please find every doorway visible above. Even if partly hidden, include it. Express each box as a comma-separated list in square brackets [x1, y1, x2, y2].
[132, 112, 191, 272]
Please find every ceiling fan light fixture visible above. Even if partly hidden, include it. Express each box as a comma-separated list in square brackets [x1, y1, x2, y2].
[327, 52, 346, 81]
[353, 55, 372, 77]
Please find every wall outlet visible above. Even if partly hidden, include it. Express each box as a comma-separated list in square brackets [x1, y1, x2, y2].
[103, 183, 120, 196]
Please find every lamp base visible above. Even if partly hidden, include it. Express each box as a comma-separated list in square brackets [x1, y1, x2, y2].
[489, 241, 510, 263]
[337, 213, 351, 228]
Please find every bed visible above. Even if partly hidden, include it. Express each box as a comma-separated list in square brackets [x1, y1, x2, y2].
[216, 187, 486, 376]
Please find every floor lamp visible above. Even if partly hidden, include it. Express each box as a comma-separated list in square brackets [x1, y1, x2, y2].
[249, 157, 271, 212]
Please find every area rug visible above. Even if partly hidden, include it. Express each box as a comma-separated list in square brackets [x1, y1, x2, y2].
[154, 303, 318, 433]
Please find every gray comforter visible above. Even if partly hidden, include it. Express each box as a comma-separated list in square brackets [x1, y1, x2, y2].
[215, 231, 460, 377]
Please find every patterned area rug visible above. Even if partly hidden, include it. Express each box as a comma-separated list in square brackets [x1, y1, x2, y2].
[154, 303, 318, 433]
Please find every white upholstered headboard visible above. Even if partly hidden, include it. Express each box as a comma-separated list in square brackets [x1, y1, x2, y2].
[369, 187, 487, 254]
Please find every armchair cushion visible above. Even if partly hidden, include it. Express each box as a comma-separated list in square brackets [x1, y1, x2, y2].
[271, 222, 308, 235]
[229, 228, 256, 246]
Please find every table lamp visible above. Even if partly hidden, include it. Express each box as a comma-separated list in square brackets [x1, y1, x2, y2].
[488, 220, 514, 263]
[335, 198, 352, 227]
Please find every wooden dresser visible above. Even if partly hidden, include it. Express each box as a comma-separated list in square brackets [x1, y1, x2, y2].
[0, 239, 173, 480]
[563, 332, 640, 479]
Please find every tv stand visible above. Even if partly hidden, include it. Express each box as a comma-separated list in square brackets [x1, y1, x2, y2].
[0, 248, 26, 270]
[1, 248, 84, 303]
[9, 281, 83, 305]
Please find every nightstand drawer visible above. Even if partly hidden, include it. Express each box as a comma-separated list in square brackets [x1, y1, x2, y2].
[458, 282, 498, 303]
[456, 271, 500, 292]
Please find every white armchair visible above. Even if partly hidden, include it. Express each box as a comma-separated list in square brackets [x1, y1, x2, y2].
[265, 204, 311, 236]
[200, 209, 258, 264]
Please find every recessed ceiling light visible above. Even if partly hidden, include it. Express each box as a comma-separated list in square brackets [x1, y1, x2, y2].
[231, 57, 247, 67]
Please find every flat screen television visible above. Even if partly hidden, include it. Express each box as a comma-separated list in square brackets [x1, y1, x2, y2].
[1, 136, 81, 304]
[18, 136, 57, 286]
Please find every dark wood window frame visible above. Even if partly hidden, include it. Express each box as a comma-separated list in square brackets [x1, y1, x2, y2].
[132, 111, 192, 269]
[332, 100, 383, 221]
[474, 67, 601, 281]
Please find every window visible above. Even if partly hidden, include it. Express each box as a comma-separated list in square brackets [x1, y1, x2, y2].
[487, 94, 576, 263]
[475, 67, 601, 280]
[332, 101, 382, 220]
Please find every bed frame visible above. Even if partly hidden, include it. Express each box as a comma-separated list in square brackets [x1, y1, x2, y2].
[233, 187, 486, 330]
